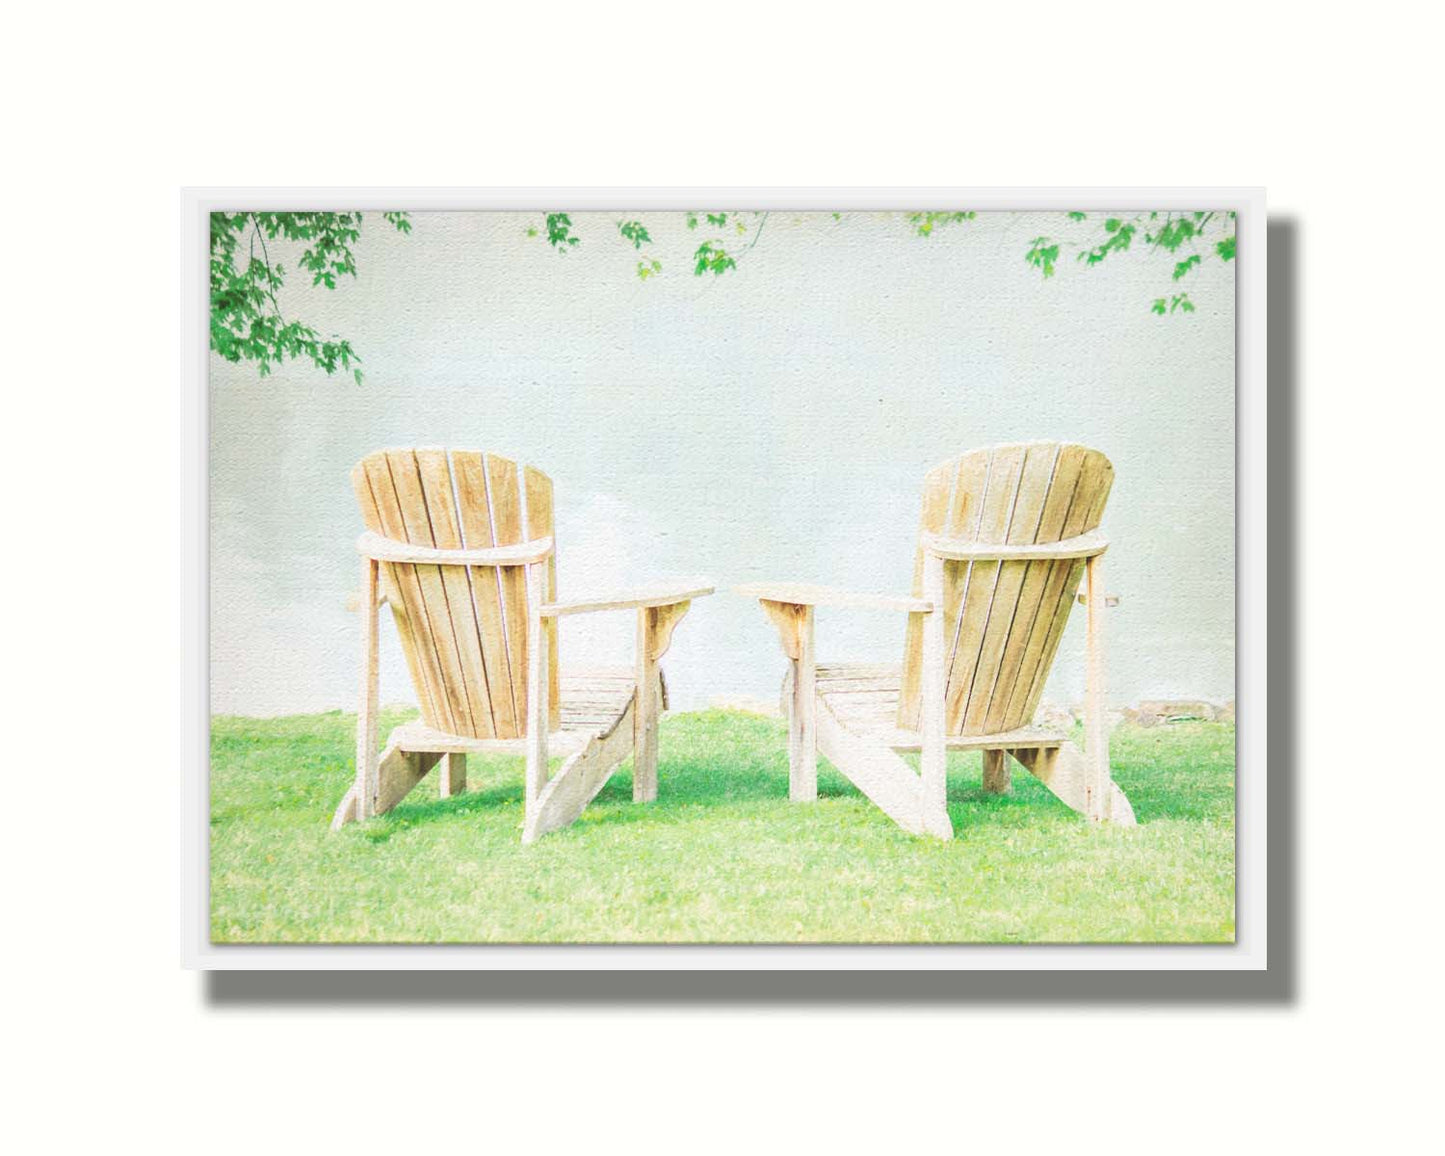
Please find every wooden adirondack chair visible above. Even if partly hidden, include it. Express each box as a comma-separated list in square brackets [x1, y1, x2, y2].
[738, 441, 1136, 839]
[330, 448, 713, 843]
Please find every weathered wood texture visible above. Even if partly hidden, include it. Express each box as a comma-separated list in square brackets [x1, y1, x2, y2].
[812, 664, 1065, 752]
[919, 551, 947, 821]
[735, 583, 931, 614]
[981, 749, 1011, 794]
[384, 671, 643, 751]
[355, 530, 553, 567]
[523, 465, 562, 732]
[524, 561, 550, 811]
[354, 557, 380, 820]
[524, 698, 639, 843]
[545, 582, 715, 616]
[759, 600, 817, 801]
[332, 670, 657, 829]
[352, 448, 562, 741]
[806, 664, 1134, 826]
[632, 600, 694, 803]
[1010, 746, 1136, 826]
[439, 752, 467, 798]
[1083, 552, 1110, 822]
[815, 694, 952, 839]
[341, 447, 706, 841]
[749, 442, 1129, 838]
[331, 745, 442, 830]
[897, 442, 1115, 735]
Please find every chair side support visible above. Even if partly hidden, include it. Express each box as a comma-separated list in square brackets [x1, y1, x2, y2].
[750, 589, 937, 809]
[633, 599, 694, 802]
[1082, 553, 1112, 822]
[633, 609, 662, 802]
[524, 578, 701, 814]
[756, 600, 817, 801]
[355, 556, 381, 821]
[524, 561, 550, 817]
[919, 551, 948, 823]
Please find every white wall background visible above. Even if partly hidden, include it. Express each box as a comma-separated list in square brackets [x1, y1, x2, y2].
[10, 3, 1442, 1153]
[210, 210, 1234, 716]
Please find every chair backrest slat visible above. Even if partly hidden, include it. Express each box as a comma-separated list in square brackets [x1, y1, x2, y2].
[897, 442, 1114, 736]
[450, 451, 519, 737]
[353, 455, 452, 732]
[940, 443, 1029, 732]
[380, 450, 479, 736]
[352, 448, 559, 740]
[981, 443, 1091, 732]
[484, 453, 533, 739]
[1009, 450, 1114, 727]
[415, 448, 498, 740]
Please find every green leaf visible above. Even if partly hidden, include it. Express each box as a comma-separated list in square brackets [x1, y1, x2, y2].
[1079, 221, 1136, 266]
[1216, 236, 1236, 261]
[1173, 254, 1202, 280]
[1025, 237, 1060, 278]
[619, 220, 652, 249]
[209, 211, 412, 383]
[543, 212, 578, 252]
[1152, 218, 1197, 251]
[693, 241, 736, 277]
[909, 211, 976, 237]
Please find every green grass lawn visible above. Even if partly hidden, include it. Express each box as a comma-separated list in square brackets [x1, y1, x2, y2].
[210, 708, 1235, 943]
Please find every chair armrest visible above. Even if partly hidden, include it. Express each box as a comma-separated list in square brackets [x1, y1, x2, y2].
[733, 582, 932, 614]
[920, 530, 1107, 562]
[356, 530, 554, 566]
[541, 580, 715, 618]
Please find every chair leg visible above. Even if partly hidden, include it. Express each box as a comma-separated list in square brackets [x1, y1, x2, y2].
[761, 600, 817, 802]
[919, 552, 948, 821]
[788, 606, 817, 802]
[981, 749, 1011, 794]
[632, 600, 694, 805]
[633, 608, 660, 802]
[355, 557, 380, 821]
[439, 752, 466, 798]
[332, 741, 442, 829]
[1083, 553, 1111, 822]
[524, 563, 550, 817]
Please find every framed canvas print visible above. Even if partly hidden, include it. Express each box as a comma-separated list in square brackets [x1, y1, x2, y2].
[182, 187, 1266, 970]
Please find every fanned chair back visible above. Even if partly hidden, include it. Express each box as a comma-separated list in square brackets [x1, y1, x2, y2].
[350, 448, 561, 740]
[897, 442, 1114, 734]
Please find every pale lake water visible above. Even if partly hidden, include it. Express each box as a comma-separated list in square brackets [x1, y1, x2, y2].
[210, 211, 1234, 717]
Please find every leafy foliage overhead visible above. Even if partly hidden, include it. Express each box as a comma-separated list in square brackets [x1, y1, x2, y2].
[521, 207, 1236, 312]
[210, 211, 411, 383]
[213, 206, 1239, 385]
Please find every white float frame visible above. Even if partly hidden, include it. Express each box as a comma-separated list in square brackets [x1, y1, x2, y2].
[180, 186, 1267, 971]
